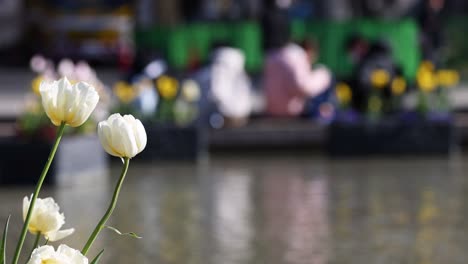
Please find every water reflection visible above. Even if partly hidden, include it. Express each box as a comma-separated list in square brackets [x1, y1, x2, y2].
[1, 155, 468, 263]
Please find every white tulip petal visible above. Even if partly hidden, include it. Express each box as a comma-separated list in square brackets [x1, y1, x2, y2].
[23, 196, 32, 221]
[46, 228, 75, 242]
[56, 77, 71, 121]
[57, 244, 89, 264]
[68, 82, 99, 127]
[134, 119, 147, 153]
[28, 245, 88, 264]
[98, 122, 120, 157]
[28, 245, 55, 264]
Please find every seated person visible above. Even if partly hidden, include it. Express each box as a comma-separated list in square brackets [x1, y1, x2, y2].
[193, 45, 253, 128]
[263, 39, 331, 117]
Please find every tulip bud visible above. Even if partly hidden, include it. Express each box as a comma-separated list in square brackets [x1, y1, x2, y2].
[98, 114, 147, 158]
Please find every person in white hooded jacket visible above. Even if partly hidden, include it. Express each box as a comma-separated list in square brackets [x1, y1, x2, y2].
[209, 47, 253, 126]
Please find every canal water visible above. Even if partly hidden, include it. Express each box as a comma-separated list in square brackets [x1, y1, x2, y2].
[1, 154, 467, 264]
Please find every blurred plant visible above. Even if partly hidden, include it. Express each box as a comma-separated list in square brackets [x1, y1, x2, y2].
[112, 81, 139, 117]
[436, 69, 459, 88]
[390, 76, 407, 111]
[157, 75, 179, 100]
[370, 69, 390, 89]
[391, 77, 406, 96]
[335, 82, 352, 109]
[155, 75, 179, 123]
[416, 61, 437, 114]
[367, 94, 383, 121]
[114, 81, 137, 104]
[416, 61, 460, 115]
[174, 80, 201, 126]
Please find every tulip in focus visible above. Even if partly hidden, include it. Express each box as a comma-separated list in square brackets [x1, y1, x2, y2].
[40, 77, 99, 127]
[23, 196, 74, 242]
[27, 245, 88, 264]
[98, 114, 147, 158]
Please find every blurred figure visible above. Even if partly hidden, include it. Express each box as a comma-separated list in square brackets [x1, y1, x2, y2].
[194, 45, 253, 128]
[262, 7, 331, 117]
[210, 47, 253, 126]
[263, 43, 331, 117]
[346, 35, 397, 112]
[416, 0, 445, 63]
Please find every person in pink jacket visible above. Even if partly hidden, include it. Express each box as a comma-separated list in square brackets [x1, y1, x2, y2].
[264, 42, 331, 117]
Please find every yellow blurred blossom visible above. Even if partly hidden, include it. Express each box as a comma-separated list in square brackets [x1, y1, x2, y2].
[157, 75, 179, 100]
[419, 60, 435, 72]
[32, 75, 45, 96]
[370, 69, 390, 89]
[417, 69, 437, 93]
[436, 69, 459, 88]
[24, 94, 41, 113]
[181, 79, 201, 102]
[113, 81, 136, 104]
[335, 82, 352, 104]
[391, 77, 406, 96]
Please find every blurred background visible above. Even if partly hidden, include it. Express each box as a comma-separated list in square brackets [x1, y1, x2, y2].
[2, 0, 468, 263]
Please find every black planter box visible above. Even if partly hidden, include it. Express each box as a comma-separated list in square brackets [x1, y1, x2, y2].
[135, 124, 205, 161]
[0, 135, 107, 185]
[327, 117, 456, 156]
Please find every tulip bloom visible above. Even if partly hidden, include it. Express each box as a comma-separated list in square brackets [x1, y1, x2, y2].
[28, 245, 88, 264]
[40, 77, 99, 127]
[23, 196, 74, 242]
[97, 114, 147, 158]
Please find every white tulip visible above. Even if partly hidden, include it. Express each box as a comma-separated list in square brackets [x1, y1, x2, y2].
[39, 77, 99, 127]
[98, 114, 147, 158]
[27, 245, 88, 264]
[23, 196, 74, 242]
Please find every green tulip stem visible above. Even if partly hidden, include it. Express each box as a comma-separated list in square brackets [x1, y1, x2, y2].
[82, 157, 130, 255]
[27, 232, 41, 262]
[12, 122, 66, 264]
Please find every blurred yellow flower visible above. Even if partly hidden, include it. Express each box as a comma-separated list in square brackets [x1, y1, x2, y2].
[114, 81, 136, 104]
[391, 77, 406, 96]
[419, 60, 435, 72]
[157, 75, 179, 100]
[417, 69, 437, 93]
[436, 69, 459, 88]
[335, 82, 352, 104]
[32, 75, 44, 96]
[181, 79, 201, 102]
[370, 69, 390, 89]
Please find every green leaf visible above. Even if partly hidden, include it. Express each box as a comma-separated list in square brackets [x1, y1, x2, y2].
[90, 249, 104, 264]
[0, 215, 11, 264]
[105, 226, 142, 239]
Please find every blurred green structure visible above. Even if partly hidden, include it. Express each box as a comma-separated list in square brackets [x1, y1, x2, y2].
[442, 16, 468, 78]
[135, 19, 421, 79]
